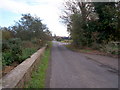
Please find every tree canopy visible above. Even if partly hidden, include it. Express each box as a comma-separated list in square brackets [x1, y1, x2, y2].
[61, 1, 119, 48]
[1, 14, 52, 41]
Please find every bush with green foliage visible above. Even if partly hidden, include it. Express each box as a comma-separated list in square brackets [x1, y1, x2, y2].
[2, 52, 13, 66]
[2, 38, 22, 66]
[1, 14, 52, 67]
[2, 40, 10, 51]
[100, 42, 119, 55]
[19, 48, 37, 63]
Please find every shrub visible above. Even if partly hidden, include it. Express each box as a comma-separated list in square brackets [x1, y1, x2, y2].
[2, 38, 41, 67]
[9, 38, 22, 61]
[100, 42, 119, 55]
[2, 40, 10, 52]
[2, 38, 22, 66]
[91, 43, 100, 50]
[2, 52, 13, 66]
[19, 48, 37, 63]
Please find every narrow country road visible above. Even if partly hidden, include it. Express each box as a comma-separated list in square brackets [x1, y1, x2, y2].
[49, 41, 118, 88]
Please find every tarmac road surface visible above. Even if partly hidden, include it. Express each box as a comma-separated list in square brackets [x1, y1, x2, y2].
[49, 41, 118, 88]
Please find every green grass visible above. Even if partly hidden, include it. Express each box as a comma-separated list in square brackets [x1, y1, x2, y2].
[25, 48, 50, 88]
[65, 44, 77, 51]
[65, 44, 94, 53]
[66, 43, 119, 55]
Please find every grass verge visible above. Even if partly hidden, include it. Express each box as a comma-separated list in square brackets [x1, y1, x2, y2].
[65, 44, 118, 58]
[25, 47, 51, 88]
[66, 44, 102, 53]
[65, 44, 88, 52]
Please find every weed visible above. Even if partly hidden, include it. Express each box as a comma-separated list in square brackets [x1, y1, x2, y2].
[26, 48, 50, 88]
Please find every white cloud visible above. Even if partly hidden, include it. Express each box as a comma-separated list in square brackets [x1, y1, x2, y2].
[0, 0, 30, 13]
[0, 0, 68, 36]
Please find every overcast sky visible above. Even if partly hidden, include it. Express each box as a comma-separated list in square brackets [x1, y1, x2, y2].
[0, 0, 69, 36]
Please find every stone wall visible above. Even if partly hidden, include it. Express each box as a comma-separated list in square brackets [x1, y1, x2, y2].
[1, 47, 46, 88]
